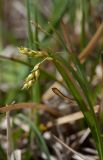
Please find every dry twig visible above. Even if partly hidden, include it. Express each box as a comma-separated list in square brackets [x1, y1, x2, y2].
[52, 134, 87, 160]
[0, 103, 61, 117]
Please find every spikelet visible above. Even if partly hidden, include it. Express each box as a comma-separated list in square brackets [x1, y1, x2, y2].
[25, 73, 35, 82]
[22, 73, 39, 89]
[34, 70, 40, 80]
[32, 63, 40, 72]
[22, 80, 35, 89]
[22, 64, 40, 89]
[21, 56, 53, 89]
[18, 47, 47, 57]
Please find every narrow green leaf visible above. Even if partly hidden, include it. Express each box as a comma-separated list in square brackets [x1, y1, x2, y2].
[52, 55, 103, 159]
[26, 0, 34, 48]
[44, 0, 68, 38]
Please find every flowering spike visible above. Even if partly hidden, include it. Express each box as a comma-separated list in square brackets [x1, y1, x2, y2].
[35, 70, 40, 80]
[18, 47, 47, 57]
[32, 63, 40, 72]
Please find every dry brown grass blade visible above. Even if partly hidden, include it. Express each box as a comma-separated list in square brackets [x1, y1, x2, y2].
[79, 22, 103, 63]
[52, 87, 74, 101]
[60, 20, 75, 53]
[47, 105, 99, 127]
[61, 21, 103, 63]
[0, 103, 61, 117]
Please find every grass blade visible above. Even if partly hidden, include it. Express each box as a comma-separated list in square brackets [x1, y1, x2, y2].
[52, 54, 103, 160]
[17, 114, 51, 160]
[26, 0, 34, 48]
[44, 0, 68, 38]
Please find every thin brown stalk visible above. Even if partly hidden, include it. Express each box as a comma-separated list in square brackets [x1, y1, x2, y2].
[6, 111, 13, 160]
[52, 87, 74, 101]
[60, 20, 75, 53]
[79, 22, 103, 63]
[0, 103, 61, 117]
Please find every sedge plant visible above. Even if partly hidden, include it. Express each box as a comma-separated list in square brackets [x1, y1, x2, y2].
[18, 45, 103, 159]
[18, 0, 103, 160]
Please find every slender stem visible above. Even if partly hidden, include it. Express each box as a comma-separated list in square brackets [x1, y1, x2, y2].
[60, 20, 74, 53]
[6, 111, 13, 160]
[0, 55, 32, 67]
[79, 22, 103, 63]
[0, 103, 61, 117]
[0, 55, 62, 84]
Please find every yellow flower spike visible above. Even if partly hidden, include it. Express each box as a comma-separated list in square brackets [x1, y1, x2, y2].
[32, 57, 53, 72]
[27, 80, 34, 88]
[18, 47, 47, 57]
[32, 63, 40, 72]
[25, 73, 35, 82]
[18, 47, 28, 55]
[22, 83, 28, 90]
[35, 70, 40, 80]
[19, 49, 53, 89]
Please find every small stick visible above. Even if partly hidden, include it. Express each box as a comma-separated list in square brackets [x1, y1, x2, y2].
[52, 134, 87, 160]
[0, 103, 61, 117]
[60, 20, 75, 53]
[52, 87, 74, 101]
